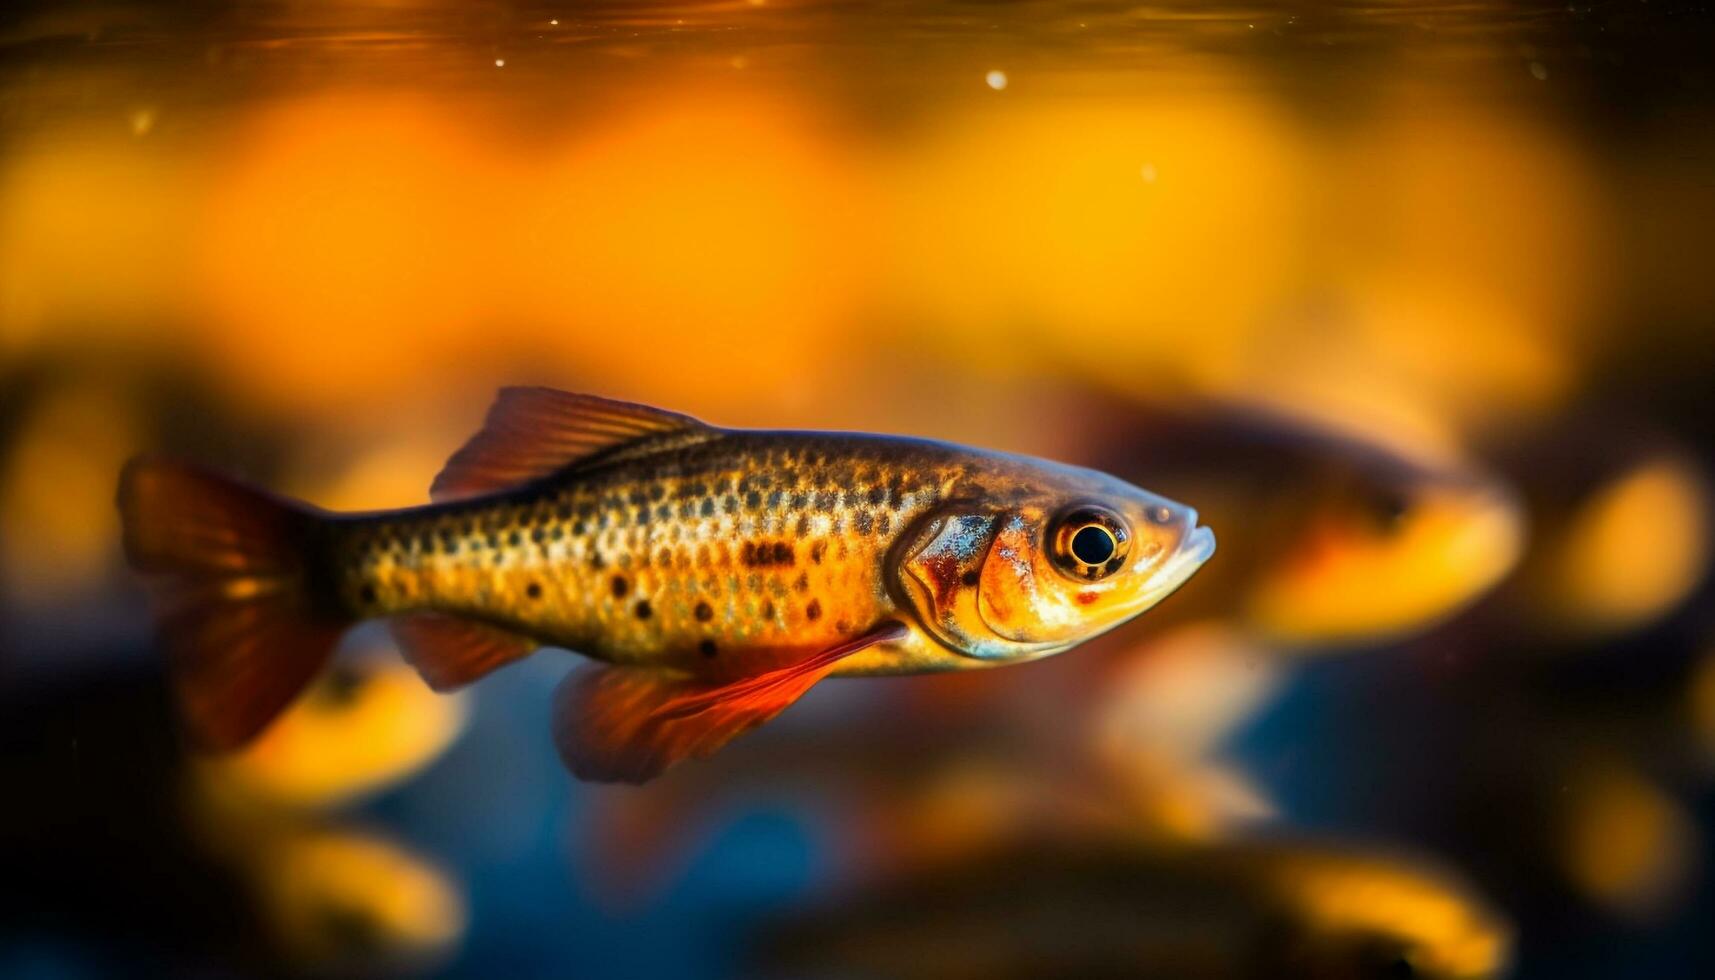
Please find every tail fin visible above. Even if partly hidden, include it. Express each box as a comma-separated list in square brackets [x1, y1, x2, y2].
[117, 458, 350, 750]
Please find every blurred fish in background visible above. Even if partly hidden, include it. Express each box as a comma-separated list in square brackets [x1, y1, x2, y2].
[1483, 415, 1711, 644]
[753, 837, 1514, 980]
[579, 397, 1523, 900]
[1249, 405, 1715, 972]
[188, 650, 472, 972]
[1082, 397, 1524, 648]
[195, 649, 471, 812]
[4, 0, 1715, 976]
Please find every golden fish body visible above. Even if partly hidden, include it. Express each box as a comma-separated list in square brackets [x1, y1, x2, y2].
[120, 388, 1215, 781]
[333, 430, 1210, 677]
[331, 432, 977, 677]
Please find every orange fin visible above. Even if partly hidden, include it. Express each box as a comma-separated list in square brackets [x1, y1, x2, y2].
[431, 387, 713, 502]
[552, 622, 909, 784]
[117, 458, 349, 750]
[391, 613, 538, 691]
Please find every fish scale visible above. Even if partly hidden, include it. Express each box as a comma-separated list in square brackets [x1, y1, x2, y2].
[331, 434, 969, 675]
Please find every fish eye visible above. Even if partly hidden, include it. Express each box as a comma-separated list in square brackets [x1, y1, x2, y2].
[1363, 488, 1413, 530]
[311, 664, 366, 709]
[1358, 943, 1419, 980]
[1050, 507, 1131, 580]
[1072, 525, 1117, 564]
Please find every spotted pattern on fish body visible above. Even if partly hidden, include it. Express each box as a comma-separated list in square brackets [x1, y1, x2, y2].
[119, 387, 1213, 783]
[330, 433, 969, 678]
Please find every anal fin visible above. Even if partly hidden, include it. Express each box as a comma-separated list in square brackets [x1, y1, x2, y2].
[553, 622, 908, 784]
[391, 613, 538, 691]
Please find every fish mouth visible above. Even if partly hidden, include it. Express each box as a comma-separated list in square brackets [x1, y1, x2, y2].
[1128, 519, 1216, 611]
[1183, 523, 1217, 565]
[980, 519, 1217, 658]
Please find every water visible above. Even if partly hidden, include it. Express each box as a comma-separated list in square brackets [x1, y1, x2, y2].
[3, 2, 1714, 978]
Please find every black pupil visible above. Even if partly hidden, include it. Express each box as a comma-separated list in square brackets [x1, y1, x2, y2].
[315, 665, 365, 708]
[1372, 490, 1411, 526]
[1070, 525, 1116, 565]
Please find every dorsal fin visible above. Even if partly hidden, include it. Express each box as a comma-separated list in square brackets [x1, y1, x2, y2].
[430, 388, 711, 501]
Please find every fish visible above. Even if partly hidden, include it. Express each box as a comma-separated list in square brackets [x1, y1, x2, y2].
[210, 820, 467, 972]
[1077, 395, 1522, 647]
[117, 386, 1215, 783]
[1477, 414, 1711, 640]
[579, 390, 1527, 900]
[191, 660, 469, 971]
[578, 392, 1525, 890]
[194, 648, 470, 812]
[754, 838, 1513, 980]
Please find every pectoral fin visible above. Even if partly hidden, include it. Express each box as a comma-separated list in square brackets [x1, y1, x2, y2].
[552, 622, 908, 784]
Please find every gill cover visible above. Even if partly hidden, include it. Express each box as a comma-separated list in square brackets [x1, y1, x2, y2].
[900, 511, 999, 658]
[898, 510, 1067, 661]
[978, 514, 1064, 645]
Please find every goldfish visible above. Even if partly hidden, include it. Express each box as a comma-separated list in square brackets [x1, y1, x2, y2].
[118, 387, 1215, 782]
[755, 838, 1513, 980]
